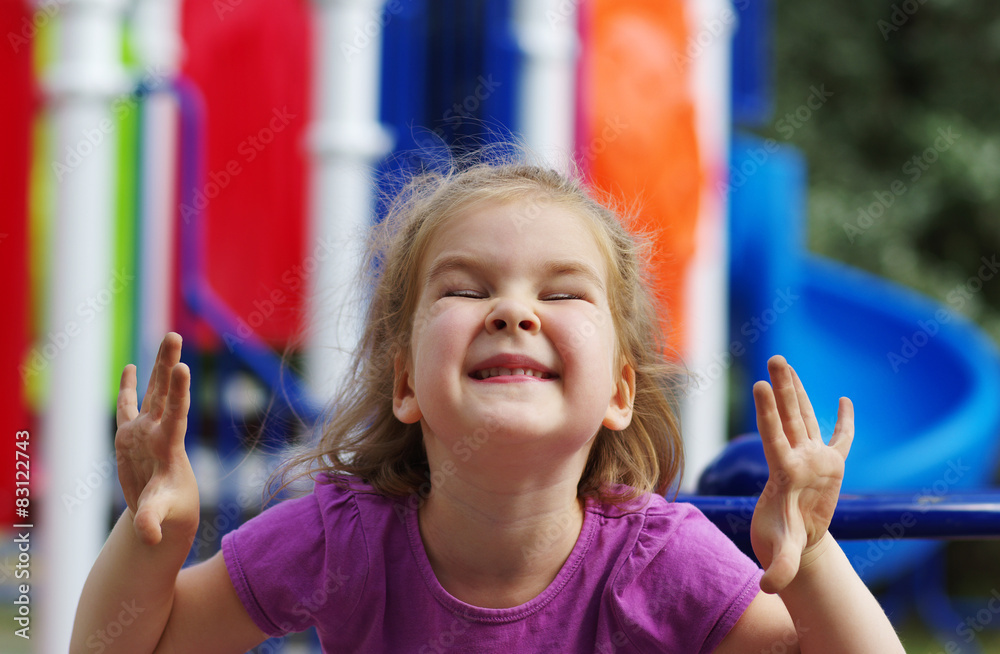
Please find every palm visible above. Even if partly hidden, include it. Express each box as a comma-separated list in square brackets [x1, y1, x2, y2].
[115, 333, 199, 545]
[749, 356, 853, 594]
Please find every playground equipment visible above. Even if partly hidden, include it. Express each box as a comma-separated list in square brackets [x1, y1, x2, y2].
[8, 0, 1000, 650]
[710, 135, 1000, 585]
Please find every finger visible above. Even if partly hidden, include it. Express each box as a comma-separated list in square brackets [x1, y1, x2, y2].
[133, 500, 166, 546]
[767, 355, 808, 445]
[789, 366, 821, 441]
[149, 333, 183, 420]
[139, 337, 166, 414]
[753, 380, 790, 460]
[829, 397, 855, 460]
[759, 539, 801, 594]
[117, 365, 139, 426]
[161, 363, 191, 450]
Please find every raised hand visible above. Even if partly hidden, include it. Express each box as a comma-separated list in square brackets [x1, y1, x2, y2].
[116, 332, 199, 546]
[749, 355, 854, 594]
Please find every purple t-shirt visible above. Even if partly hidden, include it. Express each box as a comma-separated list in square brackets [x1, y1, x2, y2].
[222, 477, 762, 653]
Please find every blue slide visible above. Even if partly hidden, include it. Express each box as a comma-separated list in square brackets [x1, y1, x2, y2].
[723, 133, 1000, 585]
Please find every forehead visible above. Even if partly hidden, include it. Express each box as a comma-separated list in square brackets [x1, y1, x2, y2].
[421, 199, 611, 280]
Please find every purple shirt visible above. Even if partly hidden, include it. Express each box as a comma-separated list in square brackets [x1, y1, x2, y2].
[222, 477, 762, 653]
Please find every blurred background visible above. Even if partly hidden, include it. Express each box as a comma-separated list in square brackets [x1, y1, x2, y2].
[774, 1, 1000, 344]
[766, 4, 1000, 648]
[2, 0, 1000, 651]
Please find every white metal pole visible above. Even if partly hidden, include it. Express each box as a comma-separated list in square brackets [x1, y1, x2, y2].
[681, 0, 735, 488]
[39, 0, 131, 649]
[305, 0, 392, 402]
[513, 0, 578, 172]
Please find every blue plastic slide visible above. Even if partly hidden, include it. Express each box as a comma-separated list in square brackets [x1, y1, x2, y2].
[719, 133, 1000, 585]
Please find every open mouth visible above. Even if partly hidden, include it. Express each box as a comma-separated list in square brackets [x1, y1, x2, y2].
[470, 367, 557, 380]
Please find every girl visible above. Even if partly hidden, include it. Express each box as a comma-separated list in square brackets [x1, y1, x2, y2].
[71, 163, 904, 652]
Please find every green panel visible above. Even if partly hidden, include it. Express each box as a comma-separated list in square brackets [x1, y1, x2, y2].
[110, 77, 139, 408]
[26, 112, 51, 411]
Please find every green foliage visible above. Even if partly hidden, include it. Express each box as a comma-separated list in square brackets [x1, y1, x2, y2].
[755, 0, 1000, 343]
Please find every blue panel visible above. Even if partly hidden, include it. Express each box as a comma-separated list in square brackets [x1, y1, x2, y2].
[481, 0, 517, 148]
[375, 0, 522, 225]
[378, 0, 518, 160]
[380, 0, 430, 149]
[731, 0, 772, 126]
[376, 0, 432, 219]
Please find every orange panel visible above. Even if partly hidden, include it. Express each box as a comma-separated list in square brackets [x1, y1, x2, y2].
[580, 0, 701, 357]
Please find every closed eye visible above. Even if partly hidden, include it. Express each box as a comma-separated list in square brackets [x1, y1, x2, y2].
[444, 289, 486, 299]
[542, 293, 584, 301]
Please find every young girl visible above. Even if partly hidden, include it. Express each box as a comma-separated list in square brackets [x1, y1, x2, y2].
[72, 163, 904, 652]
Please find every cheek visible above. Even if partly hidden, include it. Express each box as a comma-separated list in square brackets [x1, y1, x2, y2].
[551, 307, 617, 378]
[412, 305, 477, 377]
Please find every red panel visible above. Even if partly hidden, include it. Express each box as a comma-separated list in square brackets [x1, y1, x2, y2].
[180, 0, 312, 348]
[0, 0, 39, 526]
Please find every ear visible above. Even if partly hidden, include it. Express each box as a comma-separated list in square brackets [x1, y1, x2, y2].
[602, 362, 635, 431]
[392, 351, 422, 424]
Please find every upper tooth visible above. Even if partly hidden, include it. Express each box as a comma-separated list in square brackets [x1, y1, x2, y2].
[475, 366, 550, 378]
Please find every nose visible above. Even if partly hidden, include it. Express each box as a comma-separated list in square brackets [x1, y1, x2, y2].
[485, 298, 540, 335]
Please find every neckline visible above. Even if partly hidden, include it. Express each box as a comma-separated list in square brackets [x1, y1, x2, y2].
[404, 497, 598, 623]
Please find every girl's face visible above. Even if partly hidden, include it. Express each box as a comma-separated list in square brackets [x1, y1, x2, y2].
[393, 199, 634, 470]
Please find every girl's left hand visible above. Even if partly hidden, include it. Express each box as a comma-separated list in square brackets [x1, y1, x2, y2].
[750, 355, 854, 594]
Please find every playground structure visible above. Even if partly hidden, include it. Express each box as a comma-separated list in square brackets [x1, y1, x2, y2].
[719, 135, 1000, 582]
[3, 0, 1000, 651]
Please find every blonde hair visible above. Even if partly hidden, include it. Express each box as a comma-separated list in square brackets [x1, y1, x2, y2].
[273, 159, 685, 506]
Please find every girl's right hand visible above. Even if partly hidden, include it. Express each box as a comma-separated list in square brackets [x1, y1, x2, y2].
[116, 332, 200, 546]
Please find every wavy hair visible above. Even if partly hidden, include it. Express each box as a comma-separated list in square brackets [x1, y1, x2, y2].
[271, 157, 686, 505]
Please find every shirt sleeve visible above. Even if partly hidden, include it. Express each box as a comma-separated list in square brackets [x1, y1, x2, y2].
[221, 482, 368, 637]
[610, 502, 763, 653]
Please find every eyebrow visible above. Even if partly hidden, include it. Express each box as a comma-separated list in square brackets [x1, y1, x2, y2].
[424, 254, 606, 292]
